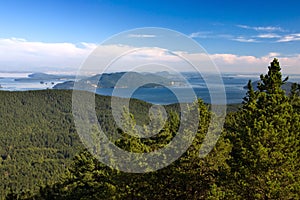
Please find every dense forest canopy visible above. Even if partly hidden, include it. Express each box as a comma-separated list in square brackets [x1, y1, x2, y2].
[0, 59, 299, 199]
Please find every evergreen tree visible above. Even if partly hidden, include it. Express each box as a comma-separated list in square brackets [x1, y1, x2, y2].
[226, 58, 300, 199]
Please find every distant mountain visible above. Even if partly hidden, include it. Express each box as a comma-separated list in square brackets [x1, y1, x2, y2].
[28, 73, 61, 79]
[244, 80, 295, 94]
[53, 81, 75, 89]
[15, 73, 75, 82]
[53, 71, 181, 90]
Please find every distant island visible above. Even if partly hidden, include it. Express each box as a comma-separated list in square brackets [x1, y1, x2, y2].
[53, 71, 185, 90]
[14, 72, 75, 82]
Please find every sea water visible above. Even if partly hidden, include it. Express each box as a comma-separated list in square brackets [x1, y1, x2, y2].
[1, 72, 299, 105]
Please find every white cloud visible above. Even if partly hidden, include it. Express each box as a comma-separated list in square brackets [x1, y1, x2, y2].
[165, 51, 299, 74]
[255, 26, 284, 32]
[189, 31, 212, 38]
[277, 33, 300, 42]
[0, 38, 299, 74]
[268, 52, 281, 57]
[236, 25, 300, 43]
[256, 33, 281, 38]
[232, 37, 258, 43]
[0, 38, 96, 72]
[189, 32, 234, 40]
[237, 25, 285, 32]
[128, 34, 156, 38]
[208, 52, 300, 73]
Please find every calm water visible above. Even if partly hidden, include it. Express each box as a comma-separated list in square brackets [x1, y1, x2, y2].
[95, 73, 249, 104]
[1, 72, 299, 105]
[0, 73, 66, 91]
[96, 86, 245, 104]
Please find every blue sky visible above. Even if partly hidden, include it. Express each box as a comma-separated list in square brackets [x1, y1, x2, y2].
[1, 0, 300, 73]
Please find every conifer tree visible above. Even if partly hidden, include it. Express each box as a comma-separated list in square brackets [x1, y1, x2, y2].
[226, 58, 300, 199]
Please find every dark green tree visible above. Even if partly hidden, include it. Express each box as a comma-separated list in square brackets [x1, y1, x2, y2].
[226, 58, 300, 199]
[33, 100, 232, 199]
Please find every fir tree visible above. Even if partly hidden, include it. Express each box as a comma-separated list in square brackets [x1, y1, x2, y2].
[226, 58, 300, 199]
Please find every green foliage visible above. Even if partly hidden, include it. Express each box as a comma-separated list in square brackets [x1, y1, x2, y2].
[1, 58, 300, 199]
[0, 90, 165, 199]
[30, 99, 232, 199]
[0, 90, 84, 199]
[225, 58, 300, 199]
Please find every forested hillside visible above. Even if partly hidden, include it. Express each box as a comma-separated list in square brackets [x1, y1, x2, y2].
[1, 59, 300, 199]
[0, 89, 184, 199]
[0, 90, 82, 198]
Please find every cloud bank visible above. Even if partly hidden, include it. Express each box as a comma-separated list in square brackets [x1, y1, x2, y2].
[0, 38, 299, 74]
[0, 38, 96, 72]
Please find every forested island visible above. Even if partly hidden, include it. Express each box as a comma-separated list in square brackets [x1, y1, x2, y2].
[53, 71, 183, 90]
[14, 73, 75, 82]
[0, 59, 300, 199]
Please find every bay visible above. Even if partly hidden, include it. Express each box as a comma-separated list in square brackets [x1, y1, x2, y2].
[1, 72, 299, 105]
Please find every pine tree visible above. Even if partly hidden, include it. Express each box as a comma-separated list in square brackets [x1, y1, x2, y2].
[226, 58, 300, 199]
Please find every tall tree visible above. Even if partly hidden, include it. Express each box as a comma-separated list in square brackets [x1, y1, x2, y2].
[226, 58, 300, 199]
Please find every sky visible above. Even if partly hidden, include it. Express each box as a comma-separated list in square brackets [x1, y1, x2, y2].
[0, 0, 300, 74]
